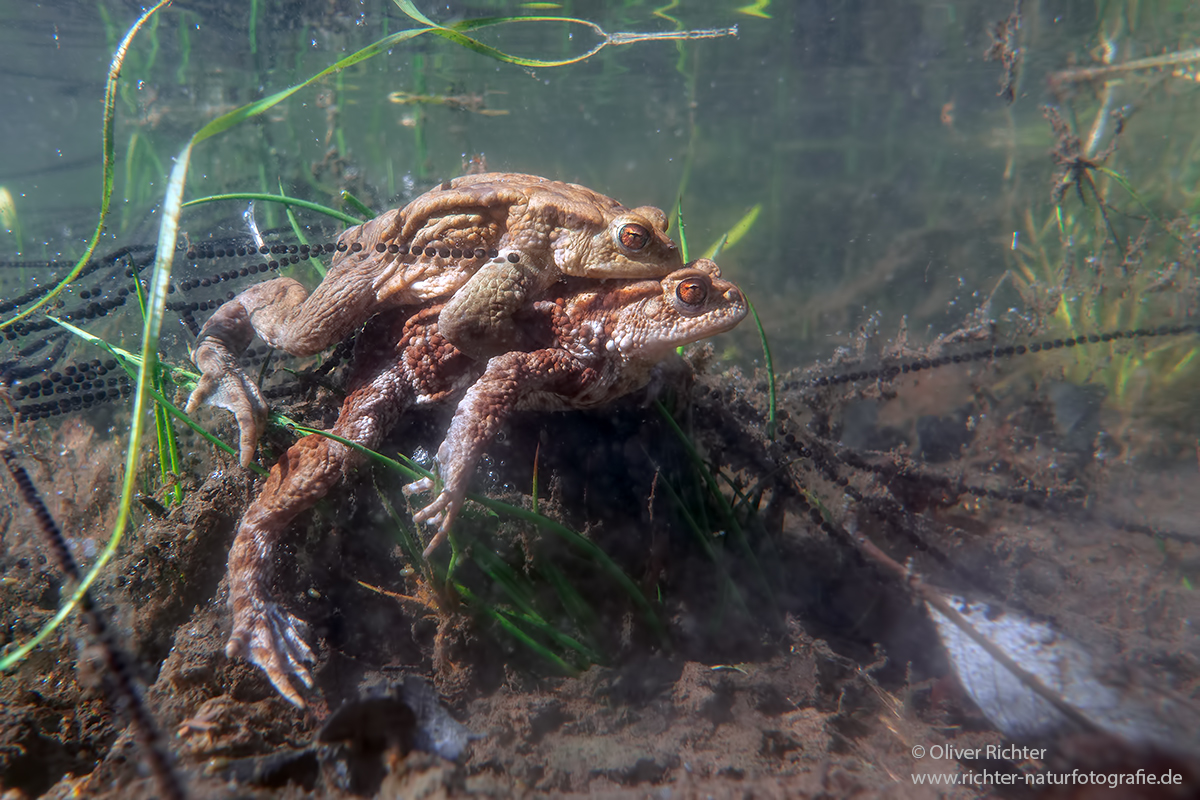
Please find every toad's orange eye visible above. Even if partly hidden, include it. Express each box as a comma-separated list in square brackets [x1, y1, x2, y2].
[676, 277, 708, 307]
[618, 223, 651, 251]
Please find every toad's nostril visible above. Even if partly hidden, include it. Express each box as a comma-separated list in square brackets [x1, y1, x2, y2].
[725, 289, 742, 302]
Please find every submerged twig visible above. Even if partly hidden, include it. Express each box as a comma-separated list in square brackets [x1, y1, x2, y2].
[1050, 45, 1200, 89]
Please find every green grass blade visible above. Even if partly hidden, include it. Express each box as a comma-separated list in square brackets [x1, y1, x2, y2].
[392, 0, 735, 69]
[130, 259, 183, 505]
[45, 315, 265, 476]
[1095, 165, 1180, 241]
[391, 3, 607, 68]
[248, 0, 259, 55]
[654, 400, 743, 541]
[471, 545, 542, 617]
[473, 498, 667, 643]
[279, 180, 310, 241]
[374, 482, 427, 570]
[286, 424, 667, 643]
[1, 140, 192, 672]
[190, 28, 429, 145]
[674, 200, 690, 262]
[654, 400, 778, 615]
[340, 190, 377, 220]
[176, 9, 191, 84]
[470, 546, 602, 663]
[182, 192, 365, 226]
[530, 443, 540, 516]
[536, 557, 601, 654]
[288, 423, 424, 481]
[652, 461, 750, 621]
[45, 316, 198, 383]
[746, 295, 777, 439]
[0, 187, 23, 254]
[454, 583, 579, 675]
[701, 203, 760, 260]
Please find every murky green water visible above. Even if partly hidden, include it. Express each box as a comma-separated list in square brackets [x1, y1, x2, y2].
[0, 1, 1151, 367]
[1, 2, 1194, 363]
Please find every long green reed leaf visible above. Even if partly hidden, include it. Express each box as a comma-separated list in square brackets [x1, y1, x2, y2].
[374, 482, 428, 572]
[455, 583, 578, 675]
[393, 0, 735, 68]
[651, 460, 750, 620]
[340, 190, 377, 220]
[470, 498, 667, 642]
[279, 181, 311, 251]
[46, 316, 267, 477]
[183, 193, 365, 226]
[701, 203, 760, 260]
[654, 399, 778, 616]
[470, 546, 601, 664]
[0, 140, 192, 671]
[190, 28, 426, 145]
[674, 201, 690, 262]
[1095, 166, 1180, 241]
[536, 557, 601, 655]
[129, 260, 183, 505]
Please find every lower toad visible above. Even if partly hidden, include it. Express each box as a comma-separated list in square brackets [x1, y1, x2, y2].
[223, 263, 746, 706]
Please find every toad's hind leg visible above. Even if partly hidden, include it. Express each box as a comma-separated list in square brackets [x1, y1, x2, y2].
[225, 365, 411, 707]
[188, 210, 408, 465]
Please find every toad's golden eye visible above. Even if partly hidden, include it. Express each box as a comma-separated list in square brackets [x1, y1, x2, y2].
[617, 223, 651, 251]
[676, 277, 708, 307]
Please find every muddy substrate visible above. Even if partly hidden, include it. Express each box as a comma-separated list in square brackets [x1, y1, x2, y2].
[1, 360, 1198, 798]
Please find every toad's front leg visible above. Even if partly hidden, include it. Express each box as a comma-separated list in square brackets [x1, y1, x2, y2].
[436, 256, 545, 360]
[407, 348, 594, 556]
[188, 216, 405, 465]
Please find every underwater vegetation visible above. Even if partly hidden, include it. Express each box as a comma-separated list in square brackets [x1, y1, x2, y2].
[0, 0, 1199, 796]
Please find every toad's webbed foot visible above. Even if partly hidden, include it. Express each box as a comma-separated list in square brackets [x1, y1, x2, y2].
[226, 593, 315, 707]
[187, 338, 269, 468]
[403, 476, 467, 558]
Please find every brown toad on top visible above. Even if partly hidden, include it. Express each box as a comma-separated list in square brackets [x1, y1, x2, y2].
[224, 262, 746, 706]
[186, 173, 683, 466]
